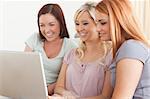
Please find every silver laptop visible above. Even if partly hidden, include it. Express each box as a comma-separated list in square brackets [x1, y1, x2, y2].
[0, 51, 48, 99]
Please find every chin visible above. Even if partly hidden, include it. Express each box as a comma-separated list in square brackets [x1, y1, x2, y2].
[80, 38, 87, 42]
[46, 38, 55, 42]
[100, 37, 110, 41]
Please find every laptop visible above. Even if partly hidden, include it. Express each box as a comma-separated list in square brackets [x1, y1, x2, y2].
[0, 51, 48, 99]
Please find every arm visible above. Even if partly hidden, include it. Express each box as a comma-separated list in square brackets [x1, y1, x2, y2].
[54, 62, 68, 95]
[54, 62, 76, 98]
[111, 59, 143, 99]
[24, 45, 32, 52]
[101, 70, 113, 99]
[82, 70, 113, 99]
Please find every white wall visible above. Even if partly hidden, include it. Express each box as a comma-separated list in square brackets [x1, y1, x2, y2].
[0, 0, 148, 51]
[1, 0, 97, 51]
[0, 0, 4, 50]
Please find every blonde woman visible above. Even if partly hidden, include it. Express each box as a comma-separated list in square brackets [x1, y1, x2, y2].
[50, 2, 113, 99]
[95, 0, 150, 98]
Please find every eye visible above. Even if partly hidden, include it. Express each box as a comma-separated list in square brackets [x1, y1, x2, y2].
[101, 22, 107, 25]
[39, 24, 44, 27]
[83, 23, 88, 25]
[75, 23, 79, 26]
[49, 23, 55, 26]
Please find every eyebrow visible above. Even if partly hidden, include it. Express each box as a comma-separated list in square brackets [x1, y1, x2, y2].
[97, 18, 108, 22]
[39, 21, 56, 24]
[81, 20, 88, 23]
[75, 20, 88, 23]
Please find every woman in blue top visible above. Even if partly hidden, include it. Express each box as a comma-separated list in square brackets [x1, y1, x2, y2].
[24, 4, 77, 95]
[95, 0, 150, 98]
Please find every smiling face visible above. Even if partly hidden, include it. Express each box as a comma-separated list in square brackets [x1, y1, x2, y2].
[75, 11, 98, 42]
[39, 13, 60, 42]
[95, 10, 111, 41]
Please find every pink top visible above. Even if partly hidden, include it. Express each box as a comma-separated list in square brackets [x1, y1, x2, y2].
[63, 49, 112, 98]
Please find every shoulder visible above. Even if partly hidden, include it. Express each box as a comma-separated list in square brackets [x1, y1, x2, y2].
[63, 48, 77, 64]
[116, 39, 149, 64]
[64, 38, 78, 45]
[123, 39, 147, 48]
[27, 33, 41, 42]
[119, 39, 149, 53]
[65, 48, 77, 57]
[25, 33, 42, 49]
[63, 38, 78, 49]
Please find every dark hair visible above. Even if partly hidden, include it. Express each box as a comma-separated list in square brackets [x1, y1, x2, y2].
[37, 3, 69, 40]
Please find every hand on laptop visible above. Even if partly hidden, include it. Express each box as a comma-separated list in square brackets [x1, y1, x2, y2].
[62, 91, 78, 99]
[48, 95, 76, 99]
[48, 93, 77, 99]
[47, 83, 56, 95]
[48, 94, 64, 99]
[48, 96, 63, 99]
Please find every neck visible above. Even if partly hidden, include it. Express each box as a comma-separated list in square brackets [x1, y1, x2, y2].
[45, 38, 62, 45]
[85, 39, 101, 52]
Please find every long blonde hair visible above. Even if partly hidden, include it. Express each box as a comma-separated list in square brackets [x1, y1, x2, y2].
[74, 2, 110, 60]
[96, 0, 149, 57]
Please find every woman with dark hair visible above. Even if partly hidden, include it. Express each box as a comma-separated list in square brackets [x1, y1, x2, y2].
[37, 3, 69, 39]
[24, 3, 77, 95]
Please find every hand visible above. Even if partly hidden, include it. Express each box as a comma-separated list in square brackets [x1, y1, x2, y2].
[47, 83, 56, 95]
[62, 91, 78, 99]
[48, 96, 64, 99]
[48, 92, 77, 99]
[64, 95, 76, 99]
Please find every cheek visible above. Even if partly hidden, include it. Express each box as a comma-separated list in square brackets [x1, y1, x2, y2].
[104, 25, 110, 33]
[56, 25, 61, 33]
[106, 22, 110, 31]
[75, 26, 78, 30]
[90, 26, 96, 33]
[51, 26, 59, 33]
[75, 26, 79, 32]
[55, 27, 60, 32]
[40, 27, 44, 33]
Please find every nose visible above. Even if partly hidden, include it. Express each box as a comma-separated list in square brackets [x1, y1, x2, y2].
[44, 25, 50, 33]
[96, 24, 102, 33]
[76, 25, 84, 33]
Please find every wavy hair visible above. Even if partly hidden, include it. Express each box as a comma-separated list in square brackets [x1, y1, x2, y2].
[74, 2, 111, 60]
[96, 0, 149, 57]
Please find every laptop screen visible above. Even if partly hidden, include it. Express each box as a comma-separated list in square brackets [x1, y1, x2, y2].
[0, 51, 48, 99]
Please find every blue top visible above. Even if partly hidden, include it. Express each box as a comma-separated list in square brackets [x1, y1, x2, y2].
[109, 39, 150, 98]
[25, 33, 78, 85]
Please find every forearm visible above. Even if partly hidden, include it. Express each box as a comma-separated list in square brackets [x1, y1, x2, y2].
[80, 94, 110, 99]
[24, 45, 32, 52]
[54, 86, 66, 96]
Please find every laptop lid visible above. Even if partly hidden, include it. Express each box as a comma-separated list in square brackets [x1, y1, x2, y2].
[0, 51, 48, 99]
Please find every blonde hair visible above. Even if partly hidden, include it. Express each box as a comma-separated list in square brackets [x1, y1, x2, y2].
[74, 2, 96, 22]
[96, 0, 149, 57]
[74, 2, 96, 60]
[74, 2, 111, 60]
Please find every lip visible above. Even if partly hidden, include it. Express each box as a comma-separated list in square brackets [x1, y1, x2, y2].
[45, 32, 53, 37]
[78, 32, 88, 36]
[99, 33, 106, 36]
[46, 33, 52, 36]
